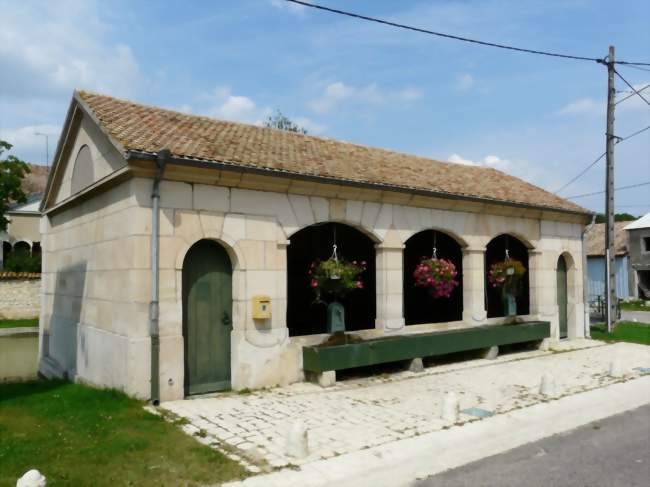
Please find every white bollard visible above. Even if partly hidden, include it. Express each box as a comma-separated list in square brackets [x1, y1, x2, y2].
[539, 373, 556, 397]
[440, 392, 459, 422]
[16, 470, 46, 487]
[285, 420, 309, 458]
[609, 359, 624, 378]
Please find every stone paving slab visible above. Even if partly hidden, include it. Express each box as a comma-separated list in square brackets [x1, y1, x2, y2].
[160, 340, 650, 471]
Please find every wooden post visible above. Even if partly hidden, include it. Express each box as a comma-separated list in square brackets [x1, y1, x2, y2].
[605, 45, 616, 333]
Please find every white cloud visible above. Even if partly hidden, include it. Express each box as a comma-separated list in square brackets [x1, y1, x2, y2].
[309, 81, 423, 114]
[448, 153, 511, 169]
[1, 124, 62, 164]
[456, 73, 475, 91]
[269, 0, 311, 14]
[0, 1, 144, 100]
[557, 98, 604, 116]
[292, 117, 327, 135]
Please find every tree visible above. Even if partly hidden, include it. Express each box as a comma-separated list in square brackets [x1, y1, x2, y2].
[264, 110, 308, 134]
[594, 212, 638, 224]
[0, 140, 30, 232]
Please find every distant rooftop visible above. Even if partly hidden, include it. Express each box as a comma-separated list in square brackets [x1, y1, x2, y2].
[623, 213, 650, 231]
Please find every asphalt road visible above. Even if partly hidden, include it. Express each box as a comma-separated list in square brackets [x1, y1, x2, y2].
[414, 404, 650, 487]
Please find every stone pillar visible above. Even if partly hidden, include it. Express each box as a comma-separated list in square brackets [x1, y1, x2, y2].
[462, 247, 487, 324]
[529, 249, 559, 339]
[375, 243, 405, 332]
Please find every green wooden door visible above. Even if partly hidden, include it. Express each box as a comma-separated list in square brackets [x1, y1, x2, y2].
[557, 255, 568, 339]
[183, 240, 232, 395]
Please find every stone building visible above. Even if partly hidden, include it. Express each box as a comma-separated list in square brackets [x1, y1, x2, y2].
[624, 213, 650, 299]
[1, 195, 43, 269]
[38, 91, 591, 401]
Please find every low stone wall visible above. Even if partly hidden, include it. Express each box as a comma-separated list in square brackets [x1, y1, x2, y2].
[0, 275, 41, 319]
[0, 329, 39, 382]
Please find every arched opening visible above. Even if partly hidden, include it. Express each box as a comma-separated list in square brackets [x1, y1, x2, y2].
[2, 241, 11, 268]
[287, 222, 376, 336]
[557, 254, 568, 339]
[13, 241, 31, 255]
[485, 234, 530, 317]
[182, 239, 233, 395]
[404, 230, 463, 325]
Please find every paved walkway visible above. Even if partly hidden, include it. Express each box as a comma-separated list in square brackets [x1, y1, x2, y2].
[621, 310, 650, 323]
[161, 340, 650, 474]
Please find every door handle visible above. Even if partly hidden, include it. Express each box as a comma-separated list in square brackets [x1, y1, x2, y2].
[222, 311, 231, 326]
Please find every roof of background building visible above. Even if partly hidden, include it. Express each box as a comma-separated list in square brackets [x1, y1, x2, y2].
[585, 222, 629, 257]
[623, 213, 650, 231]
[75, 90, 590, 215]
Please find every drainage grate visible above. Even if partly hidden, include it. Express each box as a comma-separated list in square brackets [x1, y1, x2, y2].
[461, 407, 495, 418]
[633, 367, 650, 374]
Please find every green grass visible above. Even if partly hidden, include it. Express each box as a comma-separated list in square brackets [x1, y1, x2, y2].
[0, 380, 247, 486]
[619, 300, 650, 312]
[0, 318, 39, 329]
[590, 321, 650, 345]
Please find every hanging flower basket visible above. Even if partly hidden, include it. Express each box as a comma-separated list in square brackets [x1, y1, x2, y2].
[488, 259, 526, 296]
[413, 257, 459, 298]
[309, 258, 366, 302]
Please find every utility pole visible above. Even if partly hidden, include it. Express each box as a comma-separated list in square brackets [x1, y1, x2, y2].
[605, 45, 616, 333]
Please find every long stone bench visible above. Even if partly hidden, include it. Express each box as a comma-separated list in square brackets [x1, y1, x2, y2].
[303, 321, 550, 385]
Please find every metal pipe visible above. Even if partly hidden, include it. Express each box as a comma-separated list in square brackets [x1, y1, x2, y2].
[149, 149, 170, 405]
[582, 214, 596, 337]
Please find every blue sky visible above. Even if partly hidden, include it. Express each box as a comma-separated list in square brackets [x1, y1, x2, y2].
[1, 0, 648, 214]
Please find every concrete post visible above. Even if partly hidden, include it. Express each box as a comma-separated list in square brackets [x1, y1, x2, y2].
[462, 247, 487, 324]
[375, 243, 405, 332]
[529, 249, 559, 339]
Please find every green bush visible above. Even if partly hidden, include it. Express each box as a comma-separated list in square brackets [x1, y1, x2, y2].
[4, 250, 41, 272]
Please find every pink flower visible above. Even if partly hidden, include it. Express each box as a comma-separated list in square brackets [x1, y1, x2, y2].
[355, 281, 364, 289]
[311, 279, 318, 288]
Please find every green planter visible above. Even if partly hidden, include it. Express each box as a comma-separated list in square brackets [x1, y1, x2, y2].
[303, 321, 550, 373]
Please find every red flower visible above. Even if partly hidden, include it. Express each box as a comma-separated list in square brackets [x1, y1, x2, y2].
[355, 281, 364, 289]
[311, 279, 318, 288]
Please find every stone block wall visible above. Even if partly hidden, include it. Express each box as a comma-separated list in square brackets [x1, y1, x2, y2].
[0, 277, 41, 319]
[41, 174, 588, 401]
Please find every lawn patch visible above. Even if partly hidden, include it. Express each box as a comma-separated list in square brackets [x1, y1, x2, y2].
[0, 380, 246, 486]
[0, 318, 38, 329]
[591, 321, 650, 346]
[619, 300, 650, 312]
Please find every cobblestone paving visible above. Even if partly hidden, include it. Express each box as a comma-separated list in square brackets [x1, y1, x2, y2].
[161, 341, 650, 470]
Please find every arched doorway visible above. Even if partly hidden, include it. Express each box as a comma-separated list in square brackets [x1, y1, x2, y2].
[485, 234, 530, 317]
[404, 230, 463, 324]
[182, 239, 233, 395]
[287, 222, 376, 336]
[557, 255, 568, 339]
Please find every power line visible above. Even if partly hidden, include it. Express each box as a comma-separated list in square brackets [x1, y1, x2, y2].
[614, 69, 650, 106]
[620, 64, 650, 73]
[554, 124, 650, 194]
[565, 181, 650, 199]
[615, 83, 650, 106]
[284, 0, 650, 66]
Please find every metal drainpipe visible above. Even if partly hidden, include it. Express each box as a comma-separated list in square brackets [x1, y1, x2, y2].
[149, 149, 170, 406]
[582, 214, 596, 338]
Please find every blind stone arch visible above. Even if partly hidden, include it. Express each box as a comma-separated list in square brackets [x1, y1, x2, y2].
[71, 145, 95, 194]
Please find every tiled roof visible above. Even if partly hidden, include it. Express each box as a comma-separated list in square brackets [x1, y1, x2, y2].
[585, 222, 629, 256]
[76, 90, 589, 214]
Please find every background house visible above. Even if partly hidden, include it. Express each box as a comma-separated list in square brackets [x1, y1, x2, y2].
[585, 222, 630, 301]
[624, 213, 650, 299]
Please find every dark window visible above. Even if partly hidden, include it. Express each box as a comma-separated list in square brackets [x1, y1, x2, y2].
[643, 237, 650, 252]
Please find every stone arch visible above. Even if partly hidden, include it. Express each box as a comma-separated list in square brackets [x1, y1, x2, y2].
[557, 250, 580, 338]
[403, 229, 463, 325]
[485, 234, 531, 318]
[484, 231, 535, 250]
[174, 231, 245, 272]
[71, 144, 95, 194]
[401, 226, 469, 249]
[285, 219, 383, 245]
[13, 240, 32, 255]
[287, 221, 376, 336]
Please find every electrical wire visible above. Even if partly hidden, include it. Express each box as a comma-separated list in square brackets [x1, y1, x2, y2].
[284, 1, 650, 66]
[615, 83, 650, 106]
[554, 125, 650, 194]
[614, 69, 650, 106]
[565, 181, 650, 199]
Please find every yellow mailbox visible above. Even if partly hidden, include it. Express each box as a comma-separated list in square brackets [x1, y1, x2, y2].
[252, 295, 271, 319]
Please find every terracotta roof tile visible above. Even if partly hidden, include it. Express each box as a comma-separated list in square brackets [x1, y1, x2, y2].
[585, 222, 628, 256]
[77, 90, 589, 214]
